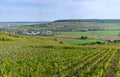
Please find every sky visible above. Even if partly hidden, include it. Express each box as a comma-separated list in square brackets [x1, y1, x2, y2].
[0, 0, 120, 21]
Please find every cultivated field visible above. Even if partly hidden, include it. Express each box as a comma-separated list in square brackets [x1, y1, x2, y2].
[1, 45, 119, 77]
[0, 32, 119, 77]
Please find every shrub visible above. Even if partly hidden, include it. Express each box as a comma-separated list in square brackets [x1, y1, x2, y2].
[0, 37, 13, 41]
[80, 36, 88, 39]
[60, 41, 63, 44]
[62, 46, 75, 49]
[42, 45, 54, 48]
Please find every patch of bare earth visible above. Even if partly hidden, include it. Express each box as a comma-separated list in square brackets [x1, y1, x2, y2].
[54, 36, 81, 40]
[50, 35, 95, 40]
[101, 36, 120, 40]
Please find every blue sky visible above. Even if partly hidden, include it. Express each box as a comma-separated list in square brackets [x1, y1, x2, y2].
[0, 0, 120, 21]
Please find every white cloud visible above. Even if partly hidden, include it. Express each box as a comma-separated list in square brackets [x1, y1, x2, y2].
[2, 0, 120, 20]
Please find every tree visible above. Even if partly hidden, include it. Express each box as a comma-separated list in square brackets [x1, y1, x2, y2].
[80, 36, 88, 39]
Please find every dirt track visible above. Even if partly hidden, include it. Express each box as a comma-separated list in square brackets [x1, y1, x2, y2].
[53, 36, 81, 40]
[51, 35, 120, 40]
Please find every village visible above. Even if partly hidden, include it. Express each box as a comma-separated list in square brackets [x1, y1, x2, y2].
[0, 24, 105, 36]
[3, 29, 54, 36]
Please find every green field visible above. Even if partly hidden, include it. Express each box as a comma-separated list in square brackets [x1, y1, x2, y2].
[64, 39, 105, 45]
[58, 30, 120, 36]
[57, 30, 120, 45]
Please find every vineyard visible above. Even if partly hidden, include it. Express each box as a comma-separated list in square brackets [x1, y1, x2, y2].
[0, 45, 120, 76]
[0, 33, 119, 76]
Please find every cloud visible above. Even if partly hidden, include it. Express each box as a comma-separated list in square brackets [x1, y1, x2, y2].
[75, 0, 120, 19]
[1, 0, 120, 21]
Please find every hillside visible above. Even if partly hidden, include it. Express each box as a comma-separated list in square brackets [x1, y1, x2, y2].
[0, 32, 120, 76]
[2, 20, 120, 36]
[1, 19, 120, 45]
[0, 32, 67, 46]
[54, 19, 120, 23]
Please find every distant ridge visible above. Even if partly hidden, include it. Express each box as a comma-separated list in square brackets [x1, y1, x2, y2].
[0, 21, 50, 26]
[0, 21, 50, 23]
[54, 19, 120, 23]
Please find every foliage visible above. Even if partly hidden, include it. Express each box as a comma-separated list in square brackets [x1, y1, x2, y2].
[80, 36, 88, 39]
